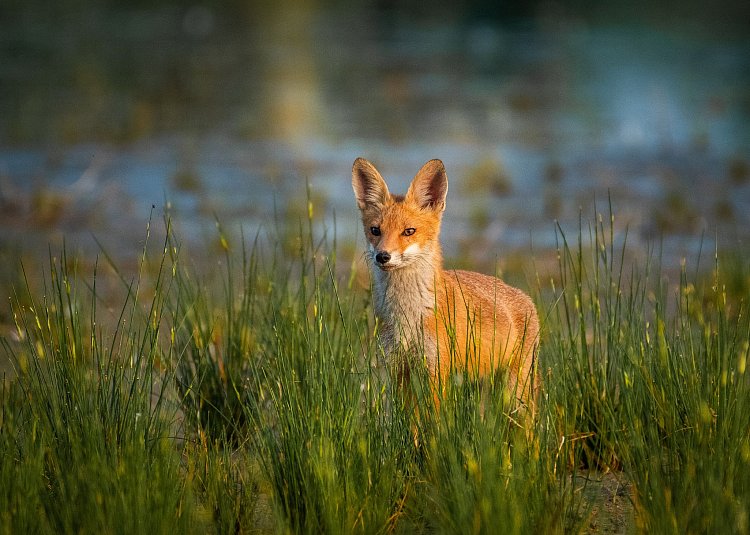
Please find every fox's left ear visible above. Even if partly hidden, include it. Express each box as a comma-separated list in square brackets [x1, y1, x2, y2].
[406, 159, 448, 212]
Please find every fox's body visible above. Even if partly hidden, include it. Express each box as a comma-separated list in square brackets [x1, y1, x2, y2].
[352, 158, 540, 409]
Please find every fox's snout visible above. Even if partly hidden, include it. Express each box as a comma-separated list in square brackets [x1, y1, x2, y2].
[375, 251, 391, 265]
[372, 247, 398, 270]
[369, 245, 420, 271]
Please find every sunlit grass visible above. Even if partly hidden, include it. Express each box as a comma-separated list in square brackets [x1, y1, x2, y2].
[1, 201, 748, 533]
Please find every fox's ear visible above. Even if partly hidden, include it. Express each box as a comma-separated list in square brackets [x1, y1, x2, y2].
[352, 158, 390, 210]
[406, 159, 448, 212]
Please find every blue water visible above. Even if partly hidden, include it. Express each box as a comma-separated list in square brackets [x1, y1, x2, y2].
[1, 5, 748, 272]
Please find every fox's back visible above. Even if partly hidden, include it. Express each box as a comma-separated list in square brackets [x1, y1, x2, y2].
[446, 270, 538, 334]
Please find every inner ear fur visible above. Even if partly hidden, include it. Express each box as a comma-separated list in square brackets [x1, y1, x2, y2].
[406, 159, 448, 212]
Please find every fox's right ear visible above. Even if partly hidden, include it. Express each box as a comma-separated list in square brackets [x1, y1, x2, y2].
[352, 158, 390, 210]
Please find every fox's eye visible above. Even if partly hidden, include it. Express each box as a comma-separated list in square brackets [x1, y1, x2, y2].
[403, 228, 416, 236]
[370, 226, 381, 236]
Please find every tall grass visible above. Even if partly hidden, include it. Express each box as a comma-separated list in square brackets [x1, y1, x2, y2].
[1, 201, 748, 533]
[171, 217, 418, 532]
[543, 208, 750, 533]
[1, 225, 190, 533]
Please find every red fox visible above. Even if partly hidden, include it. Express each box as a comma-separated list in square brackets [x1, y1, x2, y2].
[352, 157, 540, 412]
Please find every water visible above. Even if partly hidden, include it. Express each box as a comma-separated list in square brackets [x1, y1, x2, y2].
[1, 3, 749, 275]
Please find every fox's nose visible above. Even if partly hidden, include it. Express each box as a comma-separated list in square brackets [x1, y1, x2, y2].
[375, 252, 391, 265]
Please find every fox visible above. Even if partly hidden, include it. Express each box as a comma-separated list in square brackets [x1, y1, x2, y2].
[352, 157, 540, 414]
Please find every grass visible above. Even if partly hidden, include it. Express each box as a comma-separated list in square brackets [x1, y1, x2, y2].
[1, 203, 749, 534]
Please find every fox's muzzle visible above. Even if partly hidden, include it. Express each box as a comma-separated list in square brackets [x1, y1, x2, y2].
[375, 251, 391, 265]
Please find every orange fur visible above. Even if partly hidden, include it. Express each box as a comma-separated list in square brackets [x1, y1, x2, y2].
[352, 157, 540, 410]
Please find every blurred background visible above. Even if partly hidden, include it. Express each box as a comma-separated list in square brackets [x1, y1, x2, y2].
[1, 0, 749, 278]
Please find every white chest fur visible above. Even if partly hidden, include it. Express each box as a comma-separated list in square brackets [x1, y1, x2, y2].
[370, 258, 438, 367]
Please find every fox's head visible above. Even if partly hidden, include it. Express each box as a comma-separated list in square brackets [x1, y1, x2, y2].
[352, 158, 447, 271]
